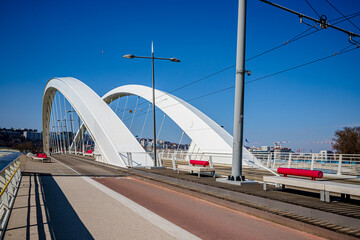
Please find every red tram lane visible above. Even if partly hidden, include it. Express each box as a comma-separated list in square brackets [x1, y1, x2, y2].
[93, 176, 324, 240]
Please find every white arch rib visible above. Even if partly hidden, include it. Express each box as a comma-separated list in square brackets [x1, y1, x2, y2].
[102, 85, 262, 167]
[42, 77, 153, 167]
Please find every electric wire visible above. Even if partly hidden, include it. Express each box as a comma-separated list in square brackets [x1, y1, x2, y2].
[118, 12, 359, 116]
[118, 26, 323, 115]
[305, 0, 320, 18]
[122, 44, 359, 123]
[324, 0, 360, 33]
[246, 28, 320, 62]
[330, 11, 360, 23]
[116, 12, 360, 127]
[245, 44, 359, 84]
[115, 12, 360, 117]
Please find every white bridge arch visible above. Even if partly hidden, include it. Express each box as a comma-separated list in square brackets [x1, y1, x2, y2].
[44, 77, 264, 169]
[101, 85, 262, 167]
[42, 77, 153, 167]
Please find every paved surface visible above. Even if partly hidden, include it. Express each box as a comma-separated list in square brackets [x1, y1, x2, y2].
[160, 159, 360, 220]
[4, 154, 358, 239]
[94, 177, 323, 240]
[5, 156, 191, 239]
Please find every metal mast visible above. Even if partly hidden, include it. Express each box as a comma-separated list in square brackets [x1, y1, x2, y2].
[231, 0, 247, 181]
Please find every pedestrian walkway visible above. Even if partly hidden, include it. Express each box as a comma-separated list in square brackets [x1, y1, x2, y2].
[4, 156, 196, 239]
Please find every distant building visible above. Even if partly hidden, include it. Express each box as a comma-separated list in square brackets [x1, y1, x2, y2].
[250, 146, 271, 153]
[23, 131, 43, 141]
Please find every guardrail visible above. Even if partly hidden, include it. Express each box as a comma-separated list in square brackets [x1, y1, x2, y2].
[252, 152, 360, 175]
[157, 150, 360, 176]
[0, 158, 22, 239]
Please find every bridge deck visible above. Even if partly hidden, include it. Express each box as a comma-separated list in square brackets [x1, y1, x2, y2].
[4, 154, 360, 239]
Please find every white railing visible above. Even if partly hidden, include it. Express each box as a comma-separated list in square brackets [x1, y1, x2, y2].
[158, 150, 360, 176]
[0, 158, 22, 238]
[65, 149, 360, 176]
[250, 152, 360, 175]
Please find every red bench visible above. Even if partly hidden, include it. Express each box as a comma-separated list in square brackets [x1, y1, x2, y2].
[84, 150, 94, 156]
[32, 153, 49, 162]
[36, 153, 48, 159]
[277, 167, 323, 181]
[190, 160, 209, 167]
[177, 160, 215, 178]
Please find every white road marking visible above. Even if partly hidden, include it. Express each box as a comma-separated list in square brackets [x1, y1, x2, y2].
[50, 156, 81, 175]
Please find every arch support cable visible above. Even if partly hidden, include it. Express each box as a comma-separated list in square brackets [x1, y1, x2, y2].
[130, 96, 140, 130]
[140, 103, 151, 139]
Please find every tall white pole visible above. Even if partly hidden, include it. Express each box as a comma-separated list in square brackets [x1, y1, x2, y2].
[231, 0, 247, 181]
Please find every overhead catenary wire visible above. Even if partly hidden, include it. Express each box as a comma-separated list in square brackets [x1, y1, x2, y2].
[117, 11, 360, 116]
[324, 0, 360, 33]
[304, 0, 320, 18]
[117, 10, 360, 130]
[245, 44, 359, 84]
[329, 11, 360, 23]
[122, 44, 359, 124]
[259, 0, 360, 38]
[118, 26, 324, 114]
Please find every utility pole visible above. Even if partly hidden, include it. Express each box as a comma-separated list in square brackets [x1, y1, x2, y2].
[231, 0, 247, 181]
[151, 42, 157, 166]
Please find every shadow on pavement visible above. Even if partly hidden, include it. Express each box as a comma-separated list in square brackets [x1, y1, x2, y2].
[23, 172, 125, 178]
[38, 174, 94, 240]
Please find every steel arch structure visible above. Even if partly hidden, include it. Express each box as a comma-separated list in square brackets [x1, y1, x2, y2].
[42, 77, 153, 167]
[101, 85, 262, 167]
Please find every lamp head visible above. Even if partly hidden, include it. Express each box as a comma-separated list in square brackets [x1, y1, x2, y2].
[123, 54, 135, 59]
[169, 58, 181, 62]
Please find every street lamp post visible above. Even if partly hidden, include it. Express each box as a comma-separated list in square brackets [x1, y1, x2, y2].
[123, 42, 180, 166]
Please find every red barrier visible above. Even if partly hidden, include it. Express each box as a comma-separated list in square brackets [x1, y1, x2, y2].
[277, 168, 323, 180]
[190, 160, 209, 167]
[87, 150, 93, 154]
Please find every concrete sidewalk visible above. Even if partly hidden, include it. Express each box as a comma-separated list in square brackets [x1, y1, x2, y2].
[4, 155, 197, 240]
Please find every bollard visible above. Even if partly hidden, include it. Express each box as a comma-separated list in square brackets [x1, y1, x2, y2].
[288, 153, 292, 168]
[337, 154, 343, 175]
[172, 153, 176, 170]
[311, 154, 315, 170]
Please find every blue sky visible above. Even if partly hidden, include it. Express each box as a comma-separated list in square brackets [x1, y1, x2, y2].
[0, 0, 359, 152]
